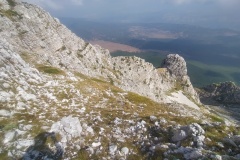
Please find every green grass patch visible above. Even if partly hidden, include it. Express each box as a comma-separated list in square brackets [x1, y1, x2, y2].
[37, 65, 64, 75]
[74, 71, 88, 79]
[6, 0, 16, 7]
[2, 122, 18, 131]
[0, 9, 22, 20]
[0, 151, 8, 160]
[209, 114, 225, 123]
[188, 60, 240, 87]
[204, 125, 228, 149]
[20, 52, 33, 64]
[125, 92, 155, 106]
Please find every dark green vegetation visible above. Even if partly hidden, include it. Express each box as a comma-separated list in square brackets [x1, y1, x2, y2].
[0, 0, 22, 21]
[0, 9, 22, 20]
[37, 65, 65, 75]
[6, 0, 17, 7]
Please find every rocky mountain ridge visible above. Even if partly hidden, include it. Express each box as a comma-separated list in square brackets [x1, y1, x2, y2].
[0, 0, 199, 104]
[199, 81, 240, 105]
[0, 0, 240, 159]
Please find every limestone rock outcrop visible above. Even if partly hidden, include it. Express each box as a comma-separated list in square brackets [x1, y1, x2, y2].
[199, 81, 240, 104]
[162, 54, 200, 103]
[112, 56, 174, 102]
[162, 54, 187, 78]
[0, 0, 199, 105]
[172, 123, 205, 148]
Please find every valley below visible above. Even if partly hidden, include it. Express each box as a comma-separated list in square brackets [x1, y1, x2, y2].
[61, 18, 240, 87]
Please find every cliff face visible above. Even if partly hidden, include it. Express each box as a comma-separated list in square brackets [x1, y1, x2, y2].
[0, 0, 199, 104]
[1, 1, 239, 160]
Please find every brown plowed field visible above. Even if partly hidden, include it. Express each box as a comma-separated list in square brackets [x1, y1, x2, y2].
[90, 40, 141, 53]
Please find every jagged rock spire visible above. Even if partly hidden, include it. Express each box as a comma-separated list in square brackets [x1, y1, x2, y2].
[161, 54, 187, 79]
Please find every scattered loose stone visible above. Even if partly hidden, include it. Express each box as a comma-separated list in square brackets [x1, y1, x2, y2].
[4, 131, 16, 143]
[121, 147, 129, 155]
[109, 144, 118, 155]
[0, 109, 11, 117]
[92, 142, 101, 148]
[150, 115, 157, 122]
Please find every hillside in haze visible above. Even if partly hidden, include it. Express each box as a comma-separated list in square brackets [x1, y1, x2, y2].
[60, 18, 240, 87]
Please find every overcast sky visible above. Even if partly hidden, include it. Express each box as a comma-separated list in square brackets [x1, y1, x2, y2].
[23, 0, 240, 30]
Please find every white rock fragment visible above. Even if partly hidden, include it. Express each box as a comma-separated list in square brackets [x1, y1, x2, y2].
[150, 115, 157, 122]
[160, 118, 167, 124]
[87, 147, 94, 155]
[50, 115, 82, 148]
[0, 91, 12, 102]
[121, 147, 129, 155]
[16, 140, 34, 149]
[159, 144, 169, 149]
[210, 154, 222, 160]
[0, 109, 11, 117]
[79, 107, 86, 113]
[109, 144, 117, 155]
[172, 130, 187, 142]
[23, 125, 33, 131]
[4, 131, 16, 143]
[86, 126, 94, 135]
[16, 101, 27, 110]
[114, 117, 122, 125]
[2, 82, 10, 89]
[92, 142, 101, 148]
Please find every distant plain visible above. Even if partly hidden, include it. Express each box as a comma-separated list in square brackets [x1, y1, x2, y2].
[61, 18, 240, 87]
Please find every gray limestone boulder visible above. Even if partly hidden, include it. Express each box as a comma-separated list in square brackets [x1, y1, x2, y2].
[184, 149, 202, 160]
[172, 123, 205, 148]
[121, 147, 129, 155]
[162, 54, 200, 103]
[4, 131, 16, 144]
[161, 54, 187, 79]
[223, 135, 240, 147]
[50, 115, 82, 148]
[109, 144, 118, 155]
[172, 129, 188, 142]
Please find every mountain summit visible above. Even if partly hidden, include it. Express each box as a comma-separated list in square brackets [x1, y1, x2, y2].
[0, 0, 239, 159]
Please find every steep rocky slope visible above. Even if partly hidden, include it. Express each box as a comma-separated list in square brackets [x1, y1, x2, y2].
[198, 82, 240, 122]
[199, 82, 240, 105]
[0, 0, 240, 159]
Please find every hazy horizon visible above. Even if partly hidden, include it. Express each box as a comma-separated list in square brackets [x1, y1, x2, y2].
[22, 0, 240, 31]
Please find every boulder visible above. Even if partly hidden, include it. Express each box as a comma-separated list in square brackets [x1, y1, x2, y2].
[172, 129, 187, 142]
[172, 123, 205, 148]
[121, 147, 129, 155]
[109, 144, 118, 155]
[184, 149, 202, 160]
[50, 115, 82, 148]
[161, 54, 187, 79]
[4, 131, 16, 143]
